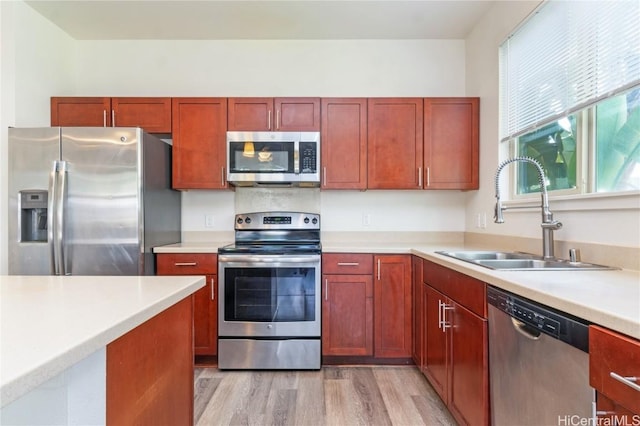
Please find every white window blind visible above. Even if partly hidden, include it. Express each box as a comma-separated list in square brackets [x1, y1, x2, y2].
[500, 0, 640, 141]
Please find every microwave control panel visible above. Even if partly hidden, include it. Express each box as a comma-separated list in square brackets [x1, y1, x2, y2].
[299, 142, 317, 173]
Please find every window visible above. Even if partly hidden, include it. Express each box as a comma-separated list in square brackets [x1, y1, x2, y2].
[500, 0, 640, 199]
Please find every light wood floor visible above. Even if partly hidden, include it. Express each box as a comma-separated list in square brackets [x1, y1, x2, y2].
[194, 366, 456, 426]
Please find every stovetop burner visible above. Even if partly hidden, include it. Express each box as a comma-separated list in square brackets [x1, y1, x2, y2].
[219, 211, 321, 255]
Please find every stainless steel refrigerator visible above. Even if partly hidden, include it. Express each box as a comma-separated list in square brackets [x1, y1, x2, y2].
[8, 127, 181, 275]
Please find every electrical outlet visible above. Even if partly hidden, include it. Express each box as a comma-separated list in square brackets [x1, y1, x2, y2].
[205, 215, 215, 228]
[362, 213, 371, 227]
[476, 212, 487, 229]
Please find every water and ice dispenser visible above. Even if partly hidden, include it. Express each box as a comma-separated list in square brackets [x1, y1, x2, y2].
[19, 190, 48, 242]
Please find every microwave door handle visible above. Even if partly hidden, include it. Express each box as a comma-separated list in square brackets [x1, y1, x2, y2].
[294, 141, 300, 174]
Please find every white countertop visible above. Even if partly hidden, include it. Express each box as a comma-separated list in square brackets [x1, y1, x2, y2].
[0, 275, 205, 407]
[154, 241, 640, 340]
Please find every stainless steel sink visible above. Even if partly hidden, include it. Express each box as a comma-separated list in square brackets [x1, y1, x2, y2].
[435, 250, 616, 271]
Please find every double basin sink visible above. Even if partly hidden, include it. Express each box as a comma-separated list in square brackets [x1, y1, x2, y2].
[436, 250, 616, 271]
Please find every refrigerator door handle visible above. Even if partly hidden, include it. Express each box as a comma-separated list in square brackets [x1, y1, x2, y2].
[48, 161, 59, 275]
[49, 161, 68, 275]
[56, 161, 69, 275]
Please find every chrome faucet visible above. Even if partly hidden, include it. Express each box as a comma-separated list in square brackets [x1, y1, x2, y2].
[494, 157, 562, 260]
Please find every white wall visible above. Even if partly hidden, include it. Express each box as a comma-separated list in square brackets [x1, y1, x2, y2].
[0, 1, 76, 273]
[464, 1, 640, 248]
[73, 39, 469, 235]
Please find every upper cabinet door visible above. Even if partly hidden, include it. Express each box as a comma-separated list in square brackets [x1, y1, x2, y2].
[367, 98, 423, 189]
[227, 97, 320, 131]
[227, 97, 273, 131]
[111, 97, 172, 133]
[51, 97, 112, 127]
[51, 97, 172, 133]
[424, 98, 479, 190]
[275, 97, 320, 131]
[172, 98, 228, 189]
[321, 98, 367, 189]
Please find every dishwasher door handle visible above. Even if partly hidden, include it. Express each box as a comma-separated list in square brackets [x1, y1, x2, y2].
[511, 317, 542, 340]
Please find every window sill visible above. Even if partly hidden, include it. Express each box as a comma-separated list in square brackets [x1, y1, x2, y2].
[502, 190, 640, 212]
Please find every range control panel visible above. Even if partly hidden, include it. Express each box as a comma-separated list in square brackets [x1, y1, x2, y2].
[234, 212, 320, 231]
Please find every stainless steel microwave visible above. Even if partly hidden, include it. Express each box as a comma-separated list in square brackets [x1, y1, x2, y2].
[226, 131, 320, 187]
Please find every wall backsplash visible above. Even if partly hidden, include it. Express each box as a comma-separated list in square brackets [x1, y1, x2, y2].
[235, 187, 321, 214]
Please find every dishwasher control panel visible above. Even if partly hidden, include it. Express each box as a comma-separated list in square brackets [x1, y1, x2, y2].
[487, 286, 590, 352]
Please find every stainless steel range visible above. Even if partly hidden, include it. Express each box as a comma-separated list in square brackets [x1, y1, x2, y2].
[217, 212, 321, 370]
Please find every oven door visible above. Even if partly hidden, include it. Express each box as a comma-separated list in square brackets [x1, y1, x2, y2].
[218, 254, 321, 338]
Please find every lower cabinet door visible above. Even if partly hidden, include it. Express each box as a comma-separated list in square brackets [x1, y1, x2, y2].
[374, 255, 412, 358]
[193, 275, 218, 356]
[322, 274, 373, 356]
[423, 284, 448, 401]
[448, 302, 489, 426]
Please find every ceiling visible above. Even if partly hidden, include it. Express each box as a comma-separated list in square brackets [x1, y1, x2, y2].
[24, 0, 495, 40]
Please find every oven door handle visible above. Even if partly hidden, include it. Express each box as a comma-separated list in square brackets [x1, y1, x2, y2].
[218, 255, 320, 264]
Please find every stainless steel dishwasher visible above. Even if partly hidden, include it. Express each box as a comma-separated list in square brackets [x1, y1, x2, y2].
[487, 286, 595, 425]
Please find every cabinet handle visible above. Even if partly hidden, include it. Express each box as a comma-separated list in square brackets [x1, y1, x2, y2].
[427, 167, 431, 187]
[418, 167, 422, 187]
[221, 167, 226, 186]
[325, 279, 328, 301]
[438, 300, 453, 332]
[276, 110, 280, 130]
[337, 262, 360, 266]
[377, 259, 381, 280]
[211, 277, 215, 301]
[268, 110, 271, 130]
[111, 110, 115, 127]
[103, 110, 107, 127]
[174, 262, 197, 266]
[323, 167, 327, 187]
[610, 372, 640, 392]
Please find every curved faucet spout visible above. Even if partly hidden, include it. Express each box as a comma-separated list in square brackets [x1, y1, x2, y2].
[494, 157, 562, 260]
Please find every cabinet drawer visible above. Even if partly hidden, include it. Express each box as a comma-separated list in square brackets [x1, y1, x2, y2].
[323, 254, 373, 274]
[590, 325, 640, 414]
[156, 253, 217, 275]
[423, 260, 486, 318]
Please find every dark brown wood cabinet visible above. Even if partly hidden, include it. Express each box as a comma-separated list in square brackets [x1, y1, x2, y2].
[411, 256, 424, 368]
[320, 98, 368, 189]
[367, 98, 424, 189]
[422, 260, 489, 426]
[374, 254, 412, 358]
[322, 254, 374, 356]
[156, 253, 218, 356]
[107, 297, 193, 425]
[227, 97, 320, 131]
[51, 97, 172, 133]
[171, 98, 227, 190]
[590, 325, 640, 416]
[423, 97, 479, 189]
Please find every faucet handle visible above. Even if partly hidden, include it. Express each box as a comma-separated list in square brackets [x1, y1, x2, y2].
[494, 201, 505, 223]
[569, 248, 581, 263]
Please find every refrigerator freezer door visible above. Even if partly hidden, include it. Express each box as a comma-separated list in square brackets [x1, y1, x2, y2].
[8, 128, 61, 275]
[61, 128, 142, 275]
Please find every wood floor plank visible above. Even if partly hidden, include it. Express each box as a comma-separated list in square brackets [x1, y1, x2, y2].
[373, 368, 427, 425]
[294, 371, 326, 425]
[194, 377, 221, 424]
[197, 371, 252, 426]
[350, 367, 393, 425]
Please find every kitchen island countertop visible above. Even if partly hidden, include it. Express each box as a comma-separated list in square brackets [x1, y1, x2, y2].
[0, 275, 205, 407]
